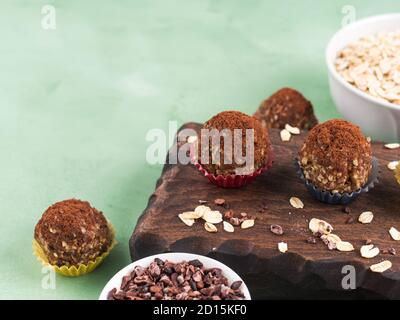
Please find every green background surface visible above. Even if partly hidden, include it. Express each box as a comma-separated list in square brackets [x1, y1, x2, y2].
[0, 0, 398, 300]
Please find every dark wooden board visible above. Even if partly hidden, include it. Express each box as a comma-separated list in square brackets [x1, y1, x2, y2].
[130, 123, 400, 299]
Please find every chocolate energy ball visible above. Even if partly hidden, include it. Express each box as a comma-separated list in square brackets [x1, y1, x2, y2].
[254, 88, 318, 129]
[198, 111, 271, 176]
[299, 119, 372, 193]
[34, 199, 112, 267]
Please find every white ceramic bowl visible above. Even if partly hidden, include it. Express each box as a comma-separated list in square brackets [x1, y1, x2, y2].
[326, 14, 400, 142]
[99, 252, 251, 300]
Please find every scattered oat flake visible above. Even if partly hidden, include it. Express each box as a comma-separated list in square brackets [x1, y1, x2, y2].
[336, 241, 355, 252]
[204, 222, 218, 233]
[360, 244, 380, 258]
[358, 211, 374, 224]
[280, 129, 291, 142]
[223, 221, 234, 233]
[389, 227, 400, 241]
[195, 205, 211, 218]
[241, 219, 255, 229]
[290, 197, 304, 209]
[309, 218, 333, 235]
[385, 143, 400, 149]
[180, 211, 203, 220]
[202, 210, 223, 224]
[178, 214, 195, 227]
[370, 260, 392, 273]
[278, 242, 288, 253]
[387, 161, 399, 171]
[322, 233, 342, 245]
[285, 124, 300, 135]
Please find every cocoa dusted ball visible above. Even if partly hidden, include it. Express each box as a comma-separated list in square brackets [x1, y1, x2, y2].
[254, 88, 318, 130]
[198, 111, 271, 176]
[299, 119, 372, 193]
[34, 199, 112, 267]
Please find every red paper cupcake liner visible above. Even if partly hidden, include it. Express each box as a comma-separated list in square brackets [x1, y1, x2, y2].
[193, 149, 274, 188]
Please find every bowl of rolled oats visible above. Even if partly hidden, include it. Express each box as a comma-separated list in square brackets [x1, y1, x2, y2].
[99, 252, 251, 300]
[326, 14, 400, 141]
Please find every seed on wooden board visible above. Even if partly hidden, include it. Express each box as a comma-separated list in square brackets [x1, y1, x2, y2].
[389, 227, 400, 241]
[385, 143, 400, 150]
[204, 222, 218, 233]
[178, 214, 195, 227]
[202, 210, 223, 224]
[241, 219, 255, 229]
[358, 211, 374, 224]
[278, 242, 288, 253]
[360, 244, 380, 258]
[223, 221, 234, 233]
[309, 218, 333, 235]
[370, 260, 392, 273]
[290, 197, 304, 209]
[336, 241, 355, 252]
[180, 211, 203, 220]
[280, 129, 291, 142]
[195, 205, 211, 218]
[285, 124, 300, 135]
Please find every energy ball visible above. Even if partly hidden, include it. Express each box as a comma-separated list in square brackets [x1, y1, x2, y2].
[254, 88, 318, 129]
[395, 162, 400, 186]
[299, 119, 372, 193]
[34, 199, 112, 267]
[198, 111, 271, 176]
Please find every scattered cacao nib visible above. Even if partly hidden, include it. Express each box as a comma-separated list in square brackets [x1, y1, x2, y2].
[306, 237, 317, 244]
[189, 259, 203, 268]
[224, 210, 234, 220]
[214, 198, 226, 206]
[343, 206, 351, 214]
[389, 248, 397, 255]
[230, 217, 240, 226]
[345, 216, 355, 224]
[108, 258, 245, 300]
[230, 281, 242, 290]
[270, 224, 284, 235]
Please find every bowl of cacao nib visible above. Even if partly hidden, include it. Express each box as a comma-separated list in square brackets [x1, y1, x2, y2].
[99, 252, 251, 300]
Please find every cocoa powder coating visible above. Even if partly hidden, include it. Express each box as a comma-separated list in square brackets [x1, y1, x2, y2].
[34, 199, 112, 267]
[299, 119, 372, 193]
[254, 88, 318, 129]
[198, 110, 271, 176]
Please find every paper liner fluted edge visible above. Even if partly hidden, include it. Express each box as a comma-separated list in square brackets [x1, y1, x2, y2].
[194, 149, 274, 188]
[295, 157, 379, 205]
[33, 222, 117, 277]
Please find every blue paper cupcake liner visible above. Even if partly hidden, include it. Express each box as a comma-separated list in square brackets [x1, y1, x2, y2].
[295, 157, 379, 205]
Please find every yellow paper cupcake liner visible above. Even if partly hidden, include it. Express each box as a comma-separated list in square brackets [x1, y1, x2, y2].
[33, 223, 117, 277]
[395, 162, 400, 185]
